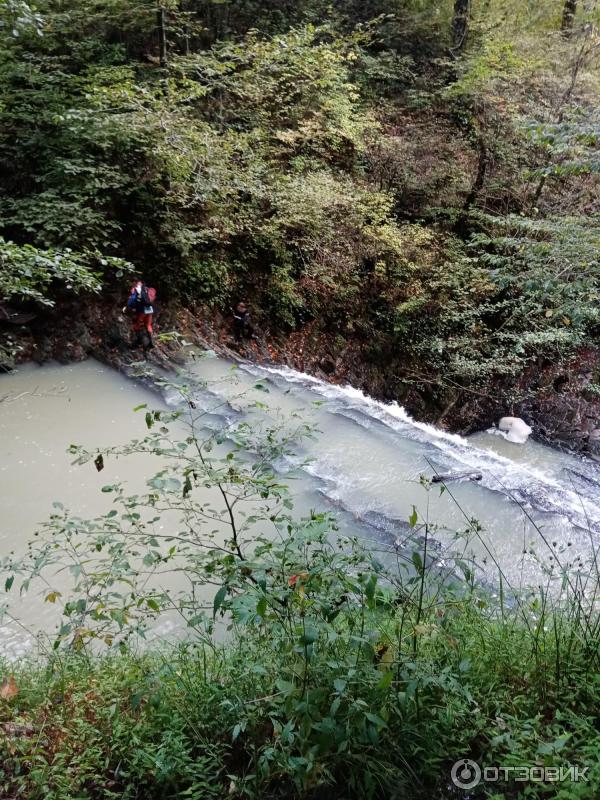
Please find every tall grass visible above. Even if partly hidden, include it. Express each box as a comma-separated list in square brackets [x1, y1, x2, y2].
[1, 568, 599, 799]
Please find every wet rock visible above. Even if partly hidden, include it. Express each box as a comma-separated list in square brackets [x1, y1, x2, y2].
[105, 322, 129, 349]
[33, 336, 54, 363]
[72, 323, 93, 353]
[498, 416, 532, 444]
[0, 304, 37, 325]
[319, 357, 336, 375]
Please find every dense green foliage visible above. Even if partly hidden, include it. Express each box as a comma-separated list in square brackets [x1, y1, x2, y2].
[1, 379, 600, 798]
[0, 0, 599, 395]
[1, 613, 599, 800]
[0, 239, 129, 305]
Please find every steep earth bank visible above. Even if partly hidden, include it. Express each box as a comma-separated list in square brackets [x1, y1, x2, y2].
[5, 293, 600, 461]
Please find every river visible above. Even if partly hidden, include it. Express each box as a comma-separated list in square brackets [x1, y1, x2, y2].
[1, 354, 599, 655]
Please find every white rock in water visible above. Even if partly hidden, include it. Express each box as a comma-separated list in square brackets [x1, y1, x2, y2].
[498, 416, 532, 444]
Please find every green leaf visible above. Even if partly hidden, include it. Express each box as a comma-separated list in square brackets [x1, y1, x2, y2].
[365, 573, 377, 603]
[412, 551, 423, 574]
[275, 679, 296, 696]
[256, 596, 267, 618]
[4, 576, 14, 592]
[213, 585, 228, 617]
[300, 626, 318, 646]
[377, 670, 393, 690]
[365, 712, 387, 728]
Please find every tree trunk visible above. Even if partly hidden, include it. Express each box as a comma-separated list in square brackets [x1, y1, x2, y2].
[454, 116, 488, 235]
[178, 0, 190, 55]
[561, 0, 578, 35]
[464, 134, 488, 210]
[452, 0, 470, 52]
[157, 4, 168, 67]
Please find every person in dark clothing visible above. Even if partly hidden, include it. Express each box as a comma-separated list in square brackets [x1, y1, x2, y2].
[123, 280, 155, 349]
[232, 301, 254, 341]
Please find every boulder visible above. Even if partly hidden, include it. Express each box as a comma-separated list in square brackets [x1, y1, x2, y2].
[498, 416, 532, 444]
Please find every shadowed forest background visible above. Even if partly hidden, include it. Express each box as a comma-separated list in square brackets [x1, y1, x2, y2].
[1, 0, 599, 438]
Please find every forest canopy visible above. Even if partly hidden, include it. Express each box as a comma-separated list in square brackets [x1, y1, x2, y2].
[0, 0, 599, 395]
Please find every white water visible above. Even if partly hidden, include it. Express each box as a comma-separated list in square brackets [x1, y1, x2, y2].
[183, 356, 600, 586]
[1, 355, 599, 654]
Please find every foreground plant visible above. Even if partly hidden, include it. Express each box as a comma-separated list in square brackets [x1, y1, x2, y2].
[1, 375, 599, 798]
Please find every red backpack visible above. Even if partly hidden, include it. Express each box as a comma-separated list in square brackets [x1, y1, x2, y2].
[130, 284, 156, 305]
[142, 284, 156, 306]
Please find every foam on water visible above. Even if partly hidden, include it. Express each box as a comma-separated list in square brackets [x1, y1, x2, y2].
[240, 363, 600, 534]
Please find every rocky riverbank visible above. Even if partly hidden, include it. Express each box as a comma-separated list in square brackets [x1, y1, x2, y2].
[5, 294, 600, 461]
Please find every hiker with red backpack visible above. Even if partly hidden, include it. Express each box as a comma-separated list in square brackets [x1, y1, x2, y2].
[123, 279, 157, 350]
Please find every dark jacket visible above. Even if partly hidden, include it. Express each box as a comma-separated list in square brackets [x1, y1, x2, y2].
[127, 286, 151, 314]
